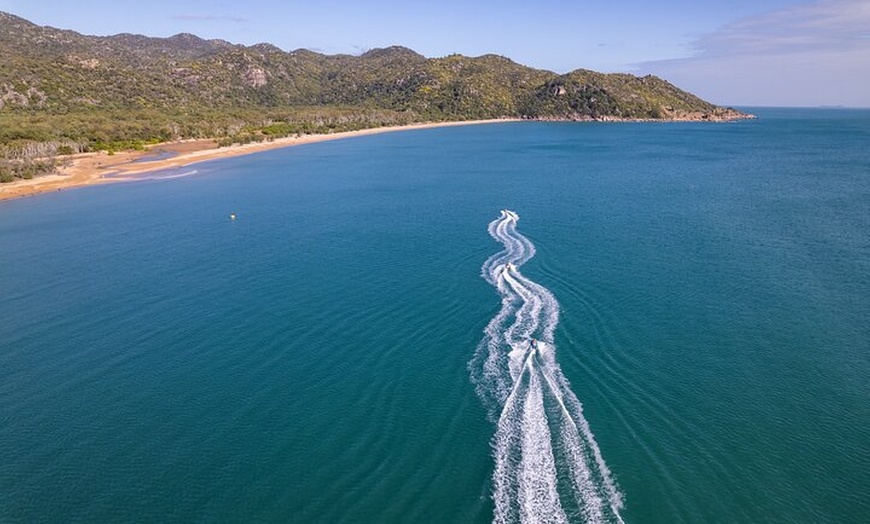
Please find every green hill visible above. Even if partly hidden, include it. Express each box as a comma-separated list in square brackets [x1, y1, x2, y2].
[0, 11, 750, 181]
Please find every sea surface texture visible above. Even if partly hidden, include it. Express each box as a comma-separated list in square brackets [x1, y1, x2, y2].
[1, 109, 868, 523]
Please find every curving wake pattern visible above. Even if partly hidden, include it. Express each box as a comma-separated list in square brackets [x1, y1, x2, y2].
[471, 210, 625, 524]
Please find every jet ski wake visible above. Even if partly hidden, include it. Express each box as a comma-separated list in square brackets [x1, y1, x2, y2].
[471, 210, 625, 524]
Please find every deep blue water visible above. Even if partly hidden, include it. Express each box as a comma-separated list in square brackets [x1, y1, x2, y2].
[1, 108, 868, 523]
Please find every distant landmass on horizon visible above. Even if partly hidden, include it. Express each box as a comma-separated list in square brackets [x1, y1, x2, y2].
[0, 10, 751, 184]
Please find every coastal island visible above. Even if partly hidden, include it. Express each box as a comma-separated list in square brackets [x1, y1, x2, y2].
[0, 11, 752, 199]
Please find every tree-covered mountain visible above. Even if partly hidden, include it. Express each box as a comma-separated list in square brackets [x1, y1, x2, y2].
[0, 10, 749, 180]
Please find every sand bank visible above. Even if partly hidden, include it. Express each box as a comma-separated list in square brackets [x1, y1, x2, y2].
[0, 119, 518, 202]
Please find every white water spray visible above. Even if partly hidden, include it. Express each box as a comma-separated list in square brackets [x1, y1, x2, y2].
[471, 210, 625, 524]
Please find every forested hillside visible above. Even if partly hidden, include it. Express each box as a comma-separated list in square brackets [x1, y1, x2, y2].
[0, 11, 748, 182]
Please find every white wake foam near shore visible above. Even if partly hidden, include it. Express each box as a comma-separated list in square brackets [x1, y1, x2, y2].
[471, 210, 625, 524]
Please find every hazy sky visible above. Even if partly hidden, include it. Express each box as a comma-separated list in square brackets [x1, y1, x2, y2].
[2, 0, 868, 106]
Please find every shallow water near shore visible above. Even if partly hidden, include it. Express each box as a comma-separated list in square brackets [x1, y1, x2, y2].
[1, 109, 869, 523]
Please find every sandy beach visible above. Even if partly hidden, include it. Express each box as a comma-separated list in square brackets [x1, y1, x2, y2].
[0, 119, 518, 202]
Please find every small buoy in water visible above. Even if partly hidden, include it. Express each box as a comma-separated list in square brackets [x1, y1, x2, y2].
[230, 213, 236, 220]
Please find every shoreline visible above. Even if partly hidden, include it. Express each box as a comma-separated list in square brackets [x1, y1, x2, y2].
[0, 119, 519, 202]
[0, 112, 753, 202]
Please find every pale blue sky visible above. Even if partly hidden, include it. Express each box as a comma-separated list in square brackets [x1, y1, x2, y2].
[2, 0, 868, 106]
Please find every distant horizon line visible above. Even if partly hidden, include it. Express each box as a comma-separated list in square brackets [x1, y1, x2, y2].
[728, 105, 870, 110]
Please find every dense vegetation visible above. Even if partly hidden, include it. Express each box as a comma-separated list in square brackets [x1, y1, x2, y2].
[0, 11, 748, 182]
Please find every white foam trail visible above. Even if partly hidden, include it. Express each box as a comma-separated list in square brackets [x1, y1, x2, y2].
[146, 169, 199, 180]
[471, 210, 625, 524]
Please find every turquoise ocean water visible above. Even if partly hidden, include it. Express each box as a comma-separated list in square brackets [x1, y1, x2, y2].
[1, 108, 868, 523]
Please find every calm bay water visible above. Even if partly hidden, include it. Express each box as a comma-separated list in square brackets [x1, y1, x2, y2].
[1, 109, 868, 523]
